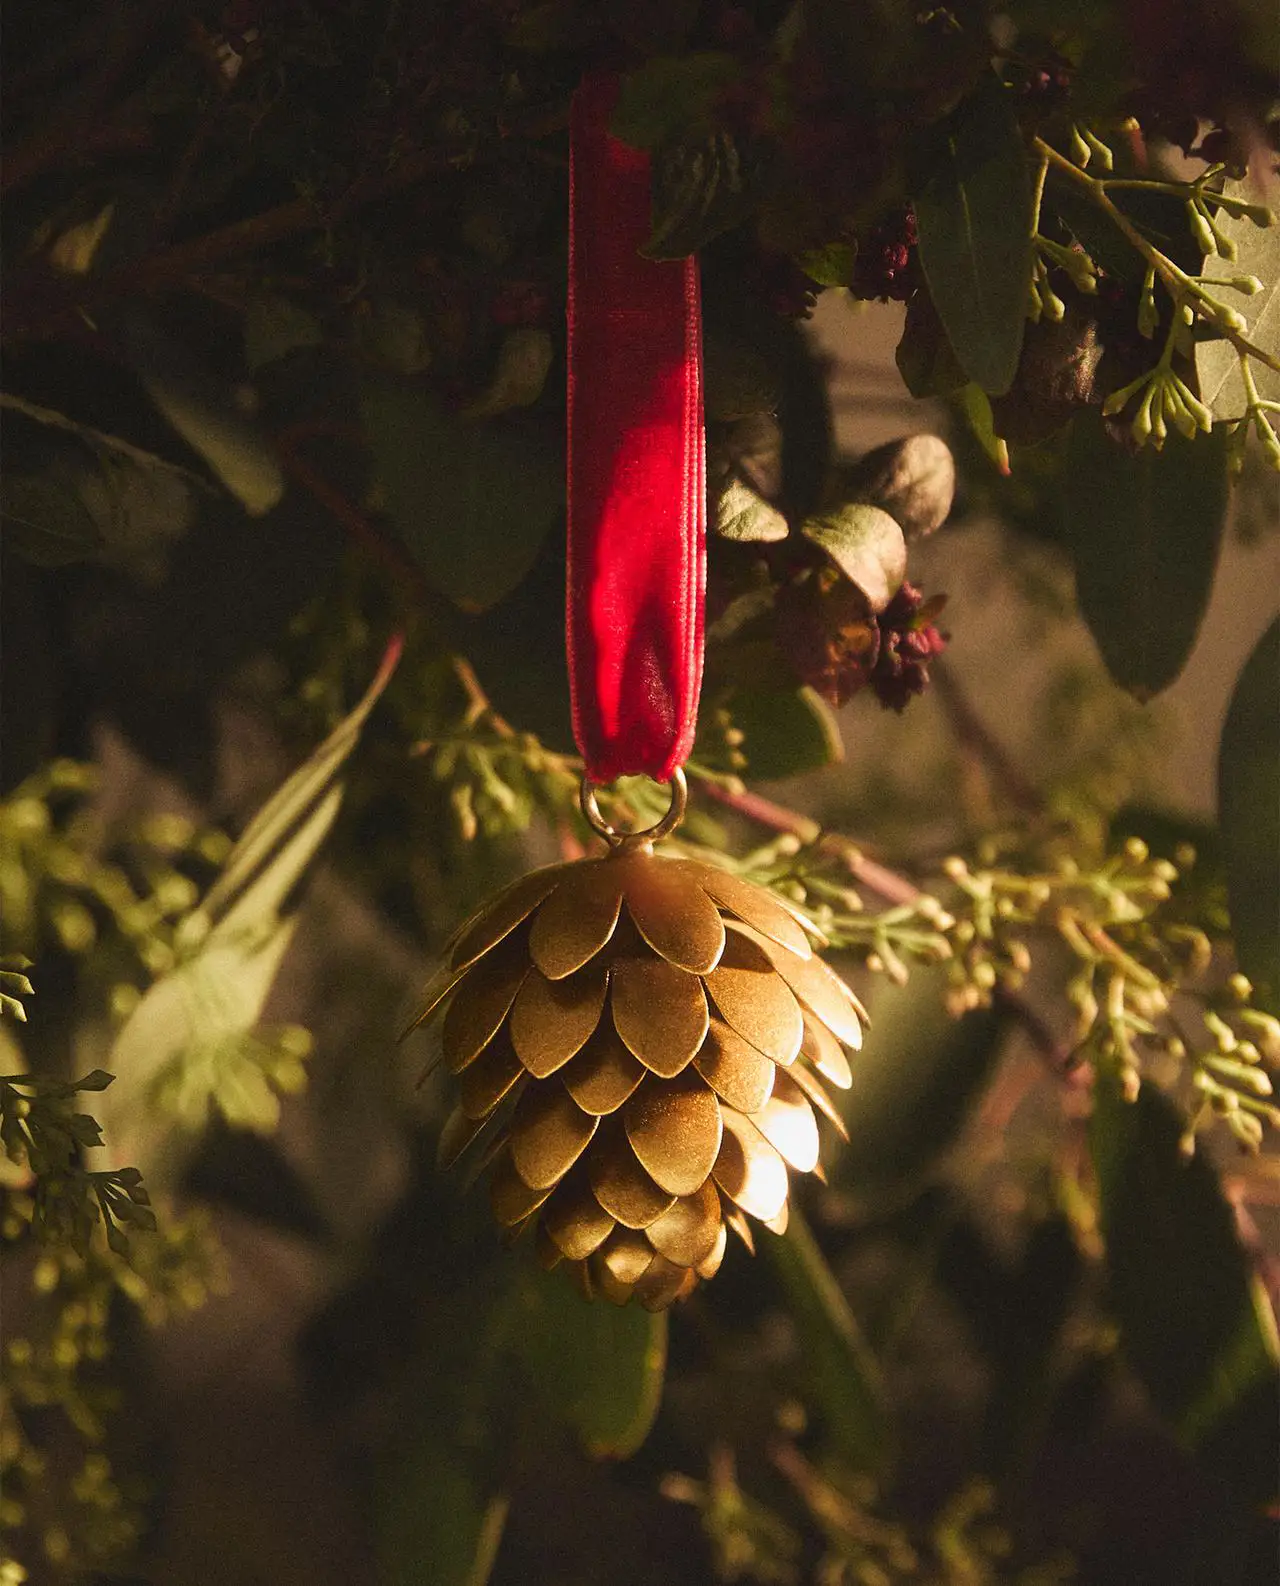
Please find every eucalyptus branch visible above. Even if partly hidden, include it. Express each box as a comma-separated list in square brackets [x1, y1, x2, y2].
[1035, 137, 1280, 376]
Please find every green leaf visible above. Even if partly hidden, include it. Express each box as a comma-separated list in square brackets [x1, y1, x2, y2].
[510, 1263, 667, 1458]
[1218, 617, 1280, 1014]
[375, 1440, 507, 1586]
[610, 52, 739, 150]
[1062, 416, 1229, 698]
[460, 327, 554, 420]
[1194, 183, 1280, 421]
[765, 1205, 891, 1473]
[360, 374, 561, 613]
[831, 965, 1009, 1208]
[243, 294, 324, 371]
[800, 503, 906, 611]
[121, 310, 285, 516]
[896, 290, 968, 400]
[913, 80, 1033, 396]
[957, 383, 1010, 475]
[1090, 1079, 1280, 1502]
[715, 477, 788, 543]
[797, 243, 857, 288]
[729, 686, 843, 780]
[642, 129, 754, 261]
[101, 639, 401, 1178]
[0, 470, 103, 568]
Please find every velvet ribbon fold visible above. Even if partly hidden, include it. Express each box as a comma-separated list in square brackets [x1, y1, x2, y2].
[566, 72, 706, 785]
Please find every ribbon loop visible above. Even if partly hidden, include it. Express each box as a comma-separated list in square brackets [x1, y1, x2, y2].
[566, 72, 706, 784]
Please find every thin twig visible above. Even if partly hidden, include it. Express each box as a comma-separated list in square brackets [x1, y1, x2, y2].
[696, 775, 1079, 1075]
[1, 0, 169, 197]
[272, 427, 427, 604]
[1035, 137, 1280, 375]
[930, 661, 1043, 816]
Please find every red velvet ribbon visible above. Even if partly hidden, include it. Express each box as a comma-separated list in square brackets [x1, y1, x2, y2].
[566, 72, 705, 785]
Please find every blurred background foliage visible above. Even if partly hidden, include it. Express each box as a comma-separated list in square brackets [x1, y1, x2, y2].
[1, 3, 1278, 1584]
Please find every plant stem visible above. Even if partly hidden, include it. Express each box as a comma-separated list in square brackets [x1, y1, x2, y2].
[1034, 137, 1280, 375]
[695, 776, 1078, 1074]
[930, 661, 1042, 816]
[272, 426, 429, 607]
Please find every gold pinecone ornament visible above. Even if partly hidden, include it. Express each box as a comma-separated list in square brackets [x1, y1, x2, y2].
[408, 775, 866, 1311]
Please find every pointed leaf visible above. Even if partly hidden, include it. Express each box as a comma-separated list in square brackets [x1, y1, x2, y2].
[1090, 1079, 1280, 1503]
[913, 80, 1033, 396]
[1218, 617, 1280, 1013]
[729, 686, 843, 780]
[360, 375, 560, 612]
[830, 965, 1008, 1207]
[765, 1205, 891, 1473]
[510, 1262, 667, 1457]
[1062, 417, 1228, 698]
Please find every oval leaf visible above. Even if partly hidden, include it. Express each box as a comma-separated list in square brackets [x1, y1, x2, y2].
[360, 374, 561, 613]
[801, 503, 906, 611]
[830, 965, 1009, 1208]
[1218, 617, 1280, 1014]
[715, 476, 788, 543]
[765, 1205, 891, 1473]
[729, 686, 843, 781]
[511, 1264, 667, 1457]
[913, 80, 1033, 396]
[1063, 416, 1229, 698]
[1090, 1079, 1280, 1502]
[1195, 182, 1280, 421]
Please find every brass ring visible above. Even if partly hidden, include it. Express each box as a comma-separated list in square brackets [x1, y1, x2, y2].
[580, 767, 688, 848]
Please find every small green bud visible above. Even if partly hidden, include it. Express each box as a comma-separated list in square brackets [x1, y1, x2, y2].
[1187, 200, 1217, 258]
[1081, 128, 1114, 170]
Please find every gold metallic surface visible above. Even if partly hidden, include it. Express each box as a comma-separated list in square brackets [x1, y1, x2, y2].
[581, 766, 688, 847]
[800, 1015, 853, 1089]
[611, 956, 709, 1077]
[542, 1166, 616, 1259]
[490, 1148, 554, 1226]
[694, 1019, 776, 1113]
[750, 1070, 820, 1172]
[528, 865, 624, 980]
[705, 929, 804, 1065]
[437, 1105, 493, 1170]
[635, 1254, 692, 1311]
[714, 1108, 789, 1221]
[696, 1219, 728, 1280]
[724, 1204, 756, 1255]
[762, 1201, 789, 1236]
[441, 935, 530, 1072]
[788, 1060, 849, 1141]
[509, 964, 608, 1077]
[621, 856, 726, 974]
[458, 1029, 526, 1119]
[562, 1026, 647, 1114]
[588, 1128, 678, 1228]
[449, 864, 569, 973]
[684, 863, 816, 959]
[509, 1084, 598, 1189]
[409, 830, 869, 1307]
[598, 1227, 658, 1287]
[625, 1074, 724, 1197]
[746, 925, 866, 1049]
[645, 1180, 722, 1267]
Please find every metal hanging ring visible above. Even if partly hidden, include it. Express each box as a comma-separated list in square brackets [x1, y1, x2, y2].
[580, 766, 688, 849]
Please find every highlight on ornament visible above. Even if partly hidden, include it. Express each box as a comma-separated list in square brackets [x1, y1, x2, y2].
[404, 770, 867, 1311]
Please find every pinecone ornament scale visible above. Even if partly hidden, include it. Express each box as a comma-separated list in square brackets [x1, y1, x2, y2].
[409, 840, 867, 1310]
